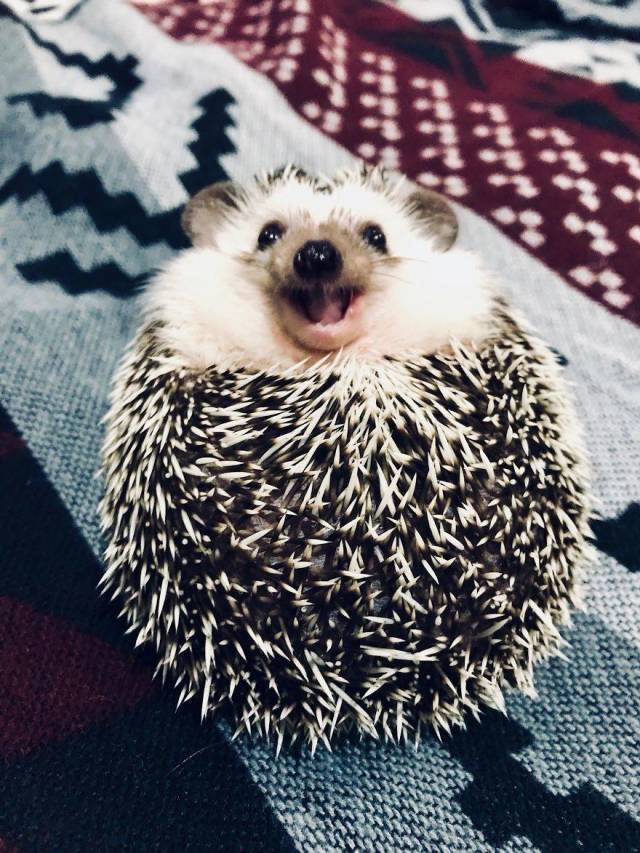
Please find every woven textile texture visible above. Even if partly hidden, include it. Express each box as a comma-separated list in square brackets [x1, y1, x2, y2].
[0, 0, 639, 850]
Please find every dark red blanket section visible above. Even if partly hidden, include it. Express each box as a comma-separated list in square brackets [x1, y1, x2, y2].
[0, 405, 297, 853]
[134, 0, 640, 326]
[0, 598, 155, 761]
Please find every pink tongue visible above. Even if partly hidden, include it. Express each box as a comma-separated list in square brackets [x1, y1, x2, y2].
[306, 290, 345, 325]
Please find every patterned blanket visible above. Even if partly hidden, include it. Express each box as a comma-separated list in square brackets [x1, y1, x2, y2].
[1, 1, 639, 850]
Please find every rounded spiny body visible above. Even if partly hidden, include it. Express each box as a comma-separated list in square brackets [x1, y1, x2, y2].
[100, 308, 590, 750]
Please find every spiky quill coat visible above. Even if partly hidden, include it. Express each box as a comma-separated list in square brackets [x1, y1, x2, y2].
[100, 306, 590, 751]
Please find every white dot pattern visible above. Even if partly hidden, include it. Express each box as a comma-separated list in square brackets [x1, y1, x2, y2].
[133, 0, 640, 320]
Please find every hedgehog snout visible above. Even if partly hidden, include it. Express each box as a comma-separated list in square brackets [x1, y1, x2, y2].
[293, 240, 343, 280]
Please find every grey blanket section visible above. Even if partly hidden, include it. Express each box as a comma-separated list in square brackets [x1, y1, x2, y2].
[1, 2, 639, 850]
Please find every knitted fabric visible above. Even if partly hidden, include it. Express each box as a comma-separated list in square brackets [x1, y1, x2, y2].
[0, 1, 639, 850]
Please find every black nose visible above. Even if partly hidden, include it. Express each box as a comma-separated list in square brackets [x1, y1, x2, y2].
[293, 240, 342, 279]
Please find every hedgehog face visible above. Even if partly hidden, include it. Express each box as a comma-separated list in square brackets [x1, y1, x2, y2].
[148, 166, 496, 371]
[244, 206, 369, 353]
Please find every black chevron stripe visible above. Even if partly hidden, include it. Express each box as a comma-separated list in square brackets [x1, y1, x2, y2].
[1, 84, 237, 276]
[9, 26, 141, 128]
[17, 251, 145, 298]
[0, 162, 186, 249]
[10, 93, 124, 128]
[448, 710, 640, 850]
[180, 89, 237, 194]
[592, 503, 640, 573]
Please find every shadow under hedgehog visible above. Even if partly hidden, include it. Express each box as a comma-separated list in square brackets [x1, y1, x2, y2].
[100, 164, 591, 752]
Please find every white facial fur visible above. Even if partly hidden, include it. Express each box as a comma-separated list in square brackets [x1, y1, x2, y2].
[146, 169, 497, 372]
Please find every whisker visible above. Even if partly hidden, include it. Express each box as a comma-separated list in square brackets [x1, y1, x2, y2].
[373, 270, 413, 286]
[376, 255, 435, 266]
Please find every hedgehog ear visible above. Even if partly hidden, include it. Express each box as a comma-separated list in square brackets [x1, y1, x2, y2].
[181, 181, 240, 247]
[406, 188, 458, 252]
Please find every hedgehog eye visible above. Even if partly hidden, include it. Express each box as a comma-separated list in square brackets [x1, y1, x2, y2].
[257, 221, 285, 250]
[362, 224, 387, 253]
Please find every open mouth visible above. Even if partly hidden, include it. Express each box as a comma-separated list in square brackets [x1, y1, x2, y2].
[285, 286, 360, 326]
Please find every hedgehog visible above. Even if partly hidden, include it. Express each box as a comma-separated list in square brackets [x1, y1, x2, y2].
[100, 164, 591, 752]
